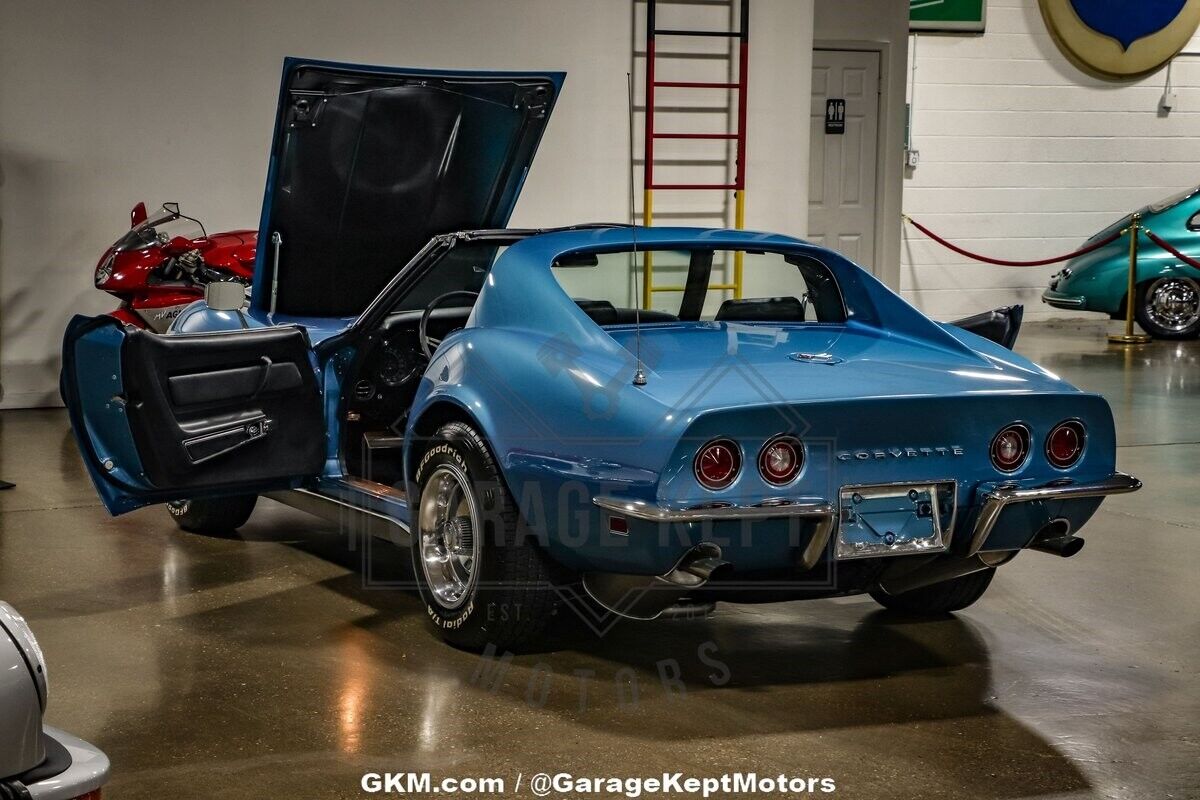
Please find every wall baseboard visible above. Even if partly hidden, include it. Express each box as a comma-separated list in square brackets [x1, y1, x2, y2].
[1, 391, 65, 410]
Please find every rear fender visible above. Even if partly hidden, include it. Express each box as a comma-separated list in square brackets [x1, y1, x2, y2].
[404, 331, 677, 573]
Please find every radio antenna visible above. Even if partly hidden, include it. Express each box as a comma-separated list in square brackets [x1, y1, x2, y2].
[627, 72, 647, 387]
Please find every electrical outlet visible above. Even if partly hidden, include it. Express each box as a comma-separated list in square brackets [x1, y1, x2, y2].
[1161, 91, 1178, 112]
[905, 149, 921, 169]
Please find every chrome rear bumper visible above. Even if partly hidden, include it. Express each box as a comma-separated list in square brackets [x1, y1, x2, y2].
[966, 472, 1141, 556]
[595, 471, 1140, 569]
[593, 496, 833, 523]
[592, 496, 835, 570]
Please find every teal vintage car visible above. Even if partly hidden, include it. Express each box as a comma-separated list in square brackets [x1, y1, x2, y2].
[1043, 186, 1200, 339]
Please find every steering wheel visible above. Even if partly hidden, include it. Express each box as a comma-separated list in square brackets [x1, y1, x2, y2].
[419, 291, 480, 359]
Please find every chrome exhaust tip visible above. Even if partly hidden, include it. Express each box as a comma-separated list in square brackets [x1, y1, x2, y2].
[582, 543, 730, 621]
[1029, 519, 1085, 558]
[1030, 536, 1085, 558]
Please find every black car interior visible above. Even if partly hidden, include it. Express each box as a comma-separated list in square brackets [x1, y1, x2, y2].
[339, 241, 498, 488]
[572, 300, 678, 325]
[340, 306, 470, 488]
[715, 296, 808, 322]
[553, 249, 848, 326]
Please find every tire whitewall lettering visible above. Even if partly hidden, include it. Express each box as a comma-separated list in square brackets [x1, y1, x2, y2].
[411, 422, 569, 651]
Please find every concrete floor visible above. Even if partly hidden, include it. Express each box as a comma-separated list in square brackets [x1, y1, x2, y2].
[1, 320, 1197, 799]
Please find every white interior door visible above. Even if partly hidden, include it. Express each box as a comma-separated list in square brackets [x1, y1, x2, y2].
[809, 48, 881, 271]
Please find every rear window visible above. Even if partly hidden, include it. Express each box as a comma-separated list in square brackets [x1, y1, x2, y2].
[551, 248, 846, 325]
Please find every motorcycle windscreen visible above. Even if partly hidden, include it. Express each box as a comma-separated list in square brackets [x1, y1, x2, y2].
[256, 60, 564, 319]
[62, 315, 326, 515]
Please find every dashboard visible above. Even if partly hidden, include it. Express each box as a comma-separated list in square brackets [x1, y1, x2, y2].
[346, 306, 474, 425]
[348, 330, 426, 423]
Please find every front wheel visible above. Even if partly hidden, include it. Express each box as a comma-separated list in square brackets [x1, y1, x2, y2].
[868, 568, 995, 616]
[412, 422, 568, 651]
[167, 495, 257, 536]
[1135, 277, 1200, 340]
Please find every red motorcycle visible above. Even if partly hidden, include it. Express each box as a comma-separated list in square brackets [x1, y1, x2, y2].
[94, 202, 257, 332]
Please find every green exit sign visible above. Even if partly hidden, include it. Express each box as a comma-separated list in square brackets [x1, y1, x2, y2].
[910, 0, 987, 32]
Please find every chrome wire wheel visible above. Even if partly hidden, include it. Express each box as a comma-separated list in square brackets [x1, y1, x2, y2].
[1145, 277, 1200, 333]
[417, 464, 481, 611]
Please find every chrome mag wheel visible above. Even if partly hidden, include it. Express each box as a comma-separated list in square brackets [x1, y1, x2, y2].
[1146, 277, 1200, 333]
[417, 464, 481, 610]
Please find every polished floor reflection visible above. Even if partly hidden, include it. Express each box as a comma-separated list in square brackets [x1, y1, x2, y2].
[0, 321, 1196, 799]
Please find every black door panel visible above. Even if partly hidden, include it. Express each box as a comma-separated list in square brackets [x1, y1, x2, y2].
[122, 326, 324, 490]
[167, 360, 304, 406]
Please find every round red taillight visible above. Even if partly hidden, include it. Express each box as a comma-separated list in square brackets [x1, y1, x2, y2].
[990, 424, 1030, 472]
[758, 436, 804, 486]
[694, 439, 741, 490]
[1046, 421, 1086, 469]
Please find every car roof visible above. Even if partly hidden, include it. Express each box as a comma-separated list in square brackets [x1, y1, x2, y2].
[454, 224, 822, 256]
[447, 223, 630, 240]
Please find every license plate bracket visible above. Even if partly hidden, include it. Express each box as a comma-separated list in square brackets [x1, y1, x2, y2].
[836, 480, 957, 560]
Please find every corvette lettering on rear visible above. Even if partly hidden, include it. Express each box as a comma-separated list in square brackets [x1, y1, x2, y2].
[837, 446, 965, 462]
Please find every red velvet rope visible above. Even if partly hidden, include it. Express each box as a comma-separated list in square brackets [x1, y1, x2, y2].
[904, 216, 1124, 267]
[1146, 230, 1200, 271]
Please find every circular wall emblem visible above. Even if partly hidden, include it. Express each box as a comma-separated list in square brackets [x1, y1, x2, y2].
[1040, 0, 1200, 78]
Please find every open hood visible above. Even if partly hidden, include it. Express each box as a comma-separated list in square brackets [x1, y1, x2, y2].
[252, 58, 563, 318]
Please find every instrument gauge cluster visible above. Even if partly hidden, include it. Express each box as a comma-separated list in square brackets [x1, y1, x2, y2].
[347, 334, 427, 426]
[375, 339, 424, 389]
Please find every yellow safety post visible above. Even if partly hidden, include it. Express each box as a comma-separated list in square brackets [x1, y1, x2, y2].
[1107, 213, 1152, 345]
[642, 188, 654, 310]
[733, 189, 745, 299]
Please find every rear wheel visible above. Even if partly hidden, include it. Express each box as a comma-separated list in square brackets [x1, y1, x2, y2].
[167, 495, 257, 536]
[869, 568, 995, 615]
[412, 421, 568, 651]
[1135, 277, 1200, 340]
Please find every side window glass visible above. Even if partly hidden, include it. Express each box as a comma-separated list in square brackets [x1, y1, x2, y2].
[391, 244, 507, 313]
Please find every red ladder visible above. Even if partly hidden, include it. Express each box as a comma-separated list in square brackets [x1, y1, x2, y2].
[642, 0, 750, 306]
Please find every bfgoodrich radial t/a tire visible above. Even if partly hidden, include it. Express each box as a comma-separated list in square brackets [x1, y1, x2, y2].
[167, 495, 257, 536]
[412, 422, 567, 651]
[869, 568, 995, 615]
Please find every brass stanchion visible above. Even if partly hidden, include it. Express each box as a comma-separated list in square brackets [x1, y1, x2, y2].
[1107, 212, 1152, 345]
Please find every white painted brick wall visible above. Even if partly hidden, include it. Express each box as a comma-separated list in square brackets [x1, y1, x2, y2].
[903, 0, 1200, 320]
[0, 0, 814, 408]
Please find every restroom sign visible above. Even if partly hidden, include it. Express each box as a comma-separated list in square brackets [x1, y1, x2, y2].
[825, 99, 846, 135]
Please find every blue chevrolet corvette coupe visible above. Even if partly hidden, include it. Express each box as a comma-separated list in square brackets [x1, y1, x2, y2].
[62, 59, 1140, 650]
